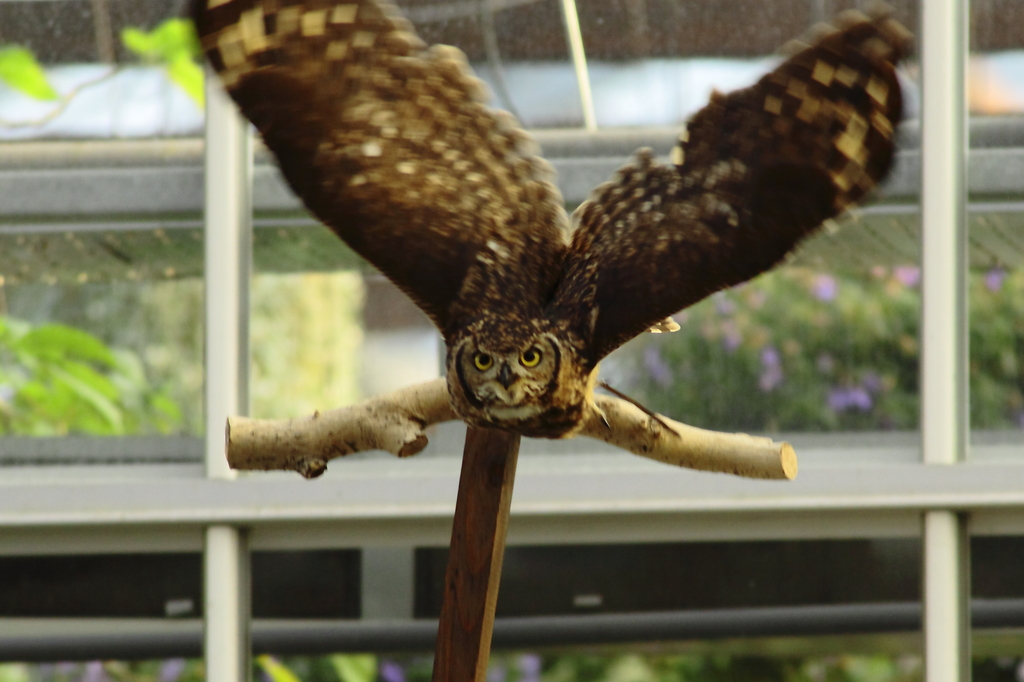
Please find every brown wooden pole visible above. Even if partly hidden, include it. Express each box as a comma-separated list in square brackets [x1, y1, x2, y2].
[431, 426, 521, 682]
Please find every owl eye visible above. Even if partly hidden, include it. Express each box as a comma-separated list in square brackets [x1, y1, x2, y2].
[473, 353, 493, 371]
[520, 347, 542, 367]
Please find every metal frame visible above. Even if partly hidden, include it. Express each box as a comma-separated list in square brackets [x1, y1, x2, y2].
[0, 6, 1012, 680]
[920, 0, 971, 679]
[202, 71, 253, 682]
[6, 599, 1024, 662]
[557, 0, 597, 131]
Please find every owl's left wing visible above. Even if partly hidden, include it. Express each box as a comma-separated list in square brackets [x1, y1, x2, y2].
[192, 0, 570, 336]
[549, 9, 911, 366]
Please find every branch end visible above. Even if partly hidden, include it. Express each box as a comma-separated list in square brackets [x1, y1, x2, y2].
[398, 434, 430, 457]
[780, 442, 798, 480]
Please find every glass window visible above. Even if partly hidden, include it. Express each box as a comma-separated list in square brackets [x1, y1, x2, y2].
[967, 0, 1024, 448]
[589, 2, 923, 437]
[0, 0, 201, 139]
[0, 550, 360, 618]
[1, 0, 205, 448]
[416, 540, 922, 618]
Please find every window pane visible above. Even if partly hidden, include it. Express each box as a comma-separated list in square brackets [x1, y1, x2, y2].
[970, 0, 1024, 117]
[416, 539, 922, 618]
[589, 0, 922, 435]
[0, 550, 359, 618]
[0, 0, 202, 140]
[0, 0, 204, 451]
[399, 0, 588, 128]
[969, 0, 1024, 447]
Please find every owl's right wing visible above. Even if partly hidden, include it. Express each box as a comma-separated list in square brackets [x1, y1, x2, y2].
[192, 0, 570, 335]
[550, 8, 912, 366]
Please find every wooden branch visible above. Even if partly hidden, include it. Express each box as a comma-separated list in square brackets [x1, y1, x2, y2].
[226, 380, 456, 478]
[587, 394, 797, 480]
[225, 378, 796, 480]
[432, 427, 519, 682]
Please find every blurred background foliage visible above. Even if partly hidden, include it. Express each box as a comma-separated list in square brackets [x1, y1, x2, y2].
[0, 316, 181, 435]
[2, 650, 1024, 682]
[3, 265, 1024, 436]
[613, 265, 1024, 434]
[0, 271, 364, 436]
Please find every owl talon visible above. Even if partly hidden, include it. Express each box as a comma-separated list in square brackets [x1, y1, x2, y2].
[598, 381, 673, 433]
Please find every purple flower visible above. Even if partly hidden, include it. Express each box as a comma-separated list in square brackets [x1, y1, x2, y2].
[759, 346, 783, 392]
[828, 386, 873, 412]
[985, 267, 1006, 292]
[812, 274, 838, 302]
[862, 371, 883, 394]
[518, 654, 542, 682]
[79, 662, 112, 682]
[1016, 411, 1024, 429]
[643, 345, 674, 387]
[159, 659, 188, 682]
[893, 265, 920, 288]
[381, 660, 406, 682]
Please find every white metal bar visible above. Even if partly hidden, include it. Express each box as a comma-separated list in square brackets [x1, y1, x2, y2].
[204, 68, 253, 682]
[920, 0, 970, 679]
[558, 0, 597, 131]
[7, 454, 1024, 526]
[205, 526, 252, 679]
[923, 512, 971, 681]
[205, 77, 252, 480]
[921, 0, 968, 469]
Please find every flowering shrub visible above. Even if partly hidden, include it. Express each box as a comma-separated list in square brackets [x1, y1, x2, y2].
[6, 651, 1024, 682]
[614, 265, 1024, 433]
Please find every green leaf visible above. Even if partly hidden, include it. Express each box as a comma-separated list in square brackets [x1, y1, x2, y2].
[256, 656, 303, 682]
[50, 365, 125, 433]
[122, 19, 204, 107]
[122, 19, 201, 62]
[15, 324, 115, 366]
[62, 360, 120, 401]
[168, 53, 204, 108]
[330, 655, 377, 682]
[0, 46, 57, 100]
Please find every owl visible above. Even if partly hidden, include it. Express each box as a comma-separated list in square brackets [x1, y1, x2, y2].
[192, 0, 910, 439]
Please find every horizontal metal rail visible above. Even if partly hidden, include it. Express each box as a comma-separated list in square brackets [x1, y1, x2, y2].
[0, 431, 1023, 550]
[4, 599, 1024, 662]
[2, 149, 1023, 219]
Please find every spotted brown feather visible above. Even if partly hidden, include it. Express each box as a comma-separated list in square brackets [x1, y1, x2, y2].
[194, 0, 911, 437]
[192, 0, 570, 334]
[550, 9, 911, 365]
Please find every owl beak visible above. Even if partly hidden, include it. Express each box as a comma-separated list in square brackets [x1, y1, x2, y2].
[497, 362, 516, 389]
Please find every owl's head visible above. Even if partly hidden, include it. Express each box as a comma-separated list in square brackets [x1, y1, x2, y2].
[445, 318, 591, 438]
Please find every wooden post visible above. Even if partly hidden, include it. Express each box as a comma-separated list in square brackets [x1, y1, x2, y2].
[432, 427, 521, 682]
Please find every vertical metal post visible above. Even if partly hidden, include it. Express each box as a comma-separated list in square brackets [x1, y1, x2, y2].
[558, 0, 597, 131]
[920, 0, 970, 679]
[206, 525, 252, 680]
[204, 67, 253, 682]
